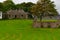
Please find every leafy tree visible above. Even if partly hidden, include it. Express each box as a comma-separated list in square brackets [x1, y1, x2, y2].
[25, 2, 35, 12]
[0, 3, 3, 11]
[16, 2, 26, 10]
[16, 2, 35, 12]
[24, 2, 35, 18]
[16, 2, 35, 18]
[3, 0, 15, 12]
[31, 0, 58, 21]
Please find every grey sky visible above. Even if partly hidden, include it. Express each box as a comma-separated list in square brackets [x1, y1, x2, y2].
[0, 0, 60, 14]
[13, 0, 38, 4]
[53, 0, 60, 14]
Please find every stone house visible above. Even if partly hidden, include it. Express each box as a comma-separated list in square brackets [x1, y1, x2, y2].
[4, 9, 28, 19]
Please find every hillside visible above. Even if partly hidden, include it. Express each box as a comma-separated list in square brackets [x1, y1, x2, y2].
[0, 19, 60, 40]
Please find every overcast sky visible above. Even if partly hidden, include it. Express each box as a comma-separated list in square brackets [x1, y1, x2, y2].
[0, 0, 60, 14]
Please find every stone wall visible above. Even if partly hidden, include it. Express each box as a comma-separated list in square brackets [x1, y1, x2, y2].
[33, 21, 60, 28]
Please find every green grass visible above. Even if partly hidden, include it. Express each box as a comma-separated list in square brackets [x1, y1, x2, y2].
[37, 19, 58, 22]
[0, 19, 60, 40]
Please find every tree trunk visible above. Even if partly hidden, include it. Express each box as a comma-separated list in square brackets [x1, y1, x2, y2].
[40, 13, 43, 22]
[34, 15, 38, 22]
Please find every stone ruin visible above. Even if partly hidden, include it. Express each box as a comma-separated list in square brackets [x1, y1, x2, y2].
[33, 20, 60, 28]
[3, 9, 28, 19]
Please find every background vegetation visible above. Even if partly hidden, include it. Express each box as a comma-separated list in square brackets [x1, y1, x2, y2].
[0, 0, 58, 19]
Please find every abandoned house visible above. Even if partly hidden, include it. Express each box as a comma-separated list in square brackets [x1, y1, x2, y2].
[2, 9, 28, 19]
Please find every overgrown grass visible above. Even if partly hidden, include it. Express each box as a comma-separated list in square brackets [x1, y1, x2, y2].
[0, 19, 60, 40]
[37, 19, 58, 22]
[42, 20, 58, 22]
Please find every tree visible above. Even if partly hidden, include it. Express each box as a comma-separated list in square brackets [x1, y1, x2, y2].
[31, 0, 58, 21]
[16, 2, 35, 18]
[25, 2, 35, 12]
[0, 2, 3, 11]
[6, 0, 12, 1]
[24, 2, 35, 18]
[16, 2, 26, 10]
[3, 0, 15, 12]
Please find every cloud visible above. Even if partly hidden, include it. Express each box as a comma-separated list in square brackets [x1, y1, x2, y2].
[0, 0, 6, 2]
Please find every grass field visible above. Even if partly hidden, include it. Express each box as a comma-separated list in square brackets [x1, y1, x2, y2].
[0, 19, 60, 40]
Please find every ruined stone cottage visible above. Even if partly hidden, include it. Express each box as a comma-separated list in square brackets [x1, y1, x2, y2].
[4, 9, 28, 19]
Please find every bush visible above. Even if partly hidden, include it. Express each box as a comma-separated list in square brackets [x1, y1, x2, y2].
[58, 25, 60, 28]
[47, 22, 50, 28]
